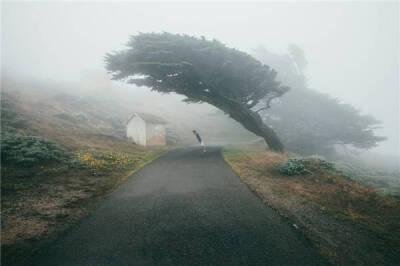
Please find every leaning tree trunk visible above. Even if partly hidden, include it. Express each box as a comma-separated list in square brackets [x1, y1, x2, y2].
[228, 105, 284, 152]
[194, 92, 285, 152]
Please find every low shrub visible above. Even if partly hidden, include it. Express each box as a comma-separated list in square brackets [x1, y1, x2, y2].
[1, 133, 71, 167]
[279, 158, 308, 175]
[279, 157, 335, 176]
[303, 158, 335, 172]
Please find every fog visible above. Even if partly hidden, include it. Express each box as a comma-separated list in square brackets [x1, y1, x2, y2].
[2, 1, 399, 156]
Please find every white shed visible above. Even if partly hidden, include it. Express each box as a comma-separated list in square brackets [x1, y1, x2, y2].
[126, 113, 167, 146]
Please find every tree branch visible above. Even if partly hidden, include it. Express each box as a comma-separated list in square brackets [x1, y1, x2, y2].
[255, 106, 268, 113]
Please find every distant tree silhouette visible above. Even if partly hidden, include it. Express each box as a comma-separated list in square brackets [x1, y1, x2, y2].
[106, 33, 289, 152]
[253, 46, 386, 156]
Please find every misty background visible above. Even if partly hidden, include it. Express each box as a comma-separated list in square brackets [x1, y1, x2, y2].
[2, 1, 399, 157]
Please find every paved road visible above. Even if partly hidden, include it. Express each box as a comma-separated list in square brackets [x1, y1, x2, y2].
[32, 146, 327, 265]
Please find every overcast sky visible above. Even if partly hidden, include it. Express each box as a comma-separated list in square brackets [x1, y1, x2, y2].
[2, 1, 399, 155]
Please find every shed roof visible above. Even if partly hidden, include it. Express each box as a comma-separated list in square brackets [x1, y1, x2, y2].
[127, 113, 167, 125]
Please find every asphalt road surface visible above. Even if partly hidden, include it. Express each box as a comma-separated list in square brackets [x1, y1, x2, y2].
[32, 146, 327, 266]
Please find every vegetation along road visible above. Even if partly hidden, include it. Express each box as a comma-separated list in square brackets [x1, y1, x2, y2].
[32, 146, 327, 265]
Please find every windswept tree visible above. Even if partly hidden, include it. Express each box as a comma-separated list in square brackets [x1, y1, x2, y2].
[105, 33, 289, 152]
[252, 46, 386, 156]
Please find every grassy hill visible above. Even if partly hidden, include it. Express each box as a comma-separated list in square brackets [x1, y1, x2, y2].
[1, 79, 169, 265]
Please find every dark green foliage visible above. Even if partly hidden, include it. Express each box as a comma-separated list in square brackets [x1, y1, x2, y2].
[279, 158, 308, 175]
[106, 33, 288, 107]
[105, 33, 288, 152]
[302, 158, 335, 172]
[67, 157, 87, 169]
[279, 157, 334, 176]
[1, 133, 71, 167]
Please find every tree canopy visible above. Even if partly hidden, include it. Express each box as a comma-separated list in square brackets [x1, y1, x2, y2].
[252, 46, 386, 156]
[106, 33, 289, 152]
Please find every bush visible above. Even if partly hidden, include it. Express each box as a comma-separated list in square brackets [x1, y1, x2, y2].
[1, 133, 71, 167]
[303, 157, 334, 172]
[279, 157, 334, 176]
[279, 158, 308, 175]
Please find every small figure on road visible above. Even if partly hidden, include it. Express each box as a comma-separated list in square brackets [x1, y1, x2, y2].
[192, 130, 206, 152]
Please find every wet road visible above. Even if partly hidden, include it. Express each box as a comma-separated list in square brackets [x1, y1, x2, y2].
[32, 146, 327, 265]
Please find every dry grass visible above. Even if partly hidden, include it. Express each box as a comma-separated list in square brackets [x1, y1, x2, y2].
[1, 146, 169, 265]
[222, 144, 400, 265]
[1, 86, 171, 265]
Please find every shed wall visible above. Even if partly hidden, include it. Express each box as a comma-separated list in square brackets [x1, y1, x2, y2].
[146, 123, 166, 146]
[127, 116, 146, 146]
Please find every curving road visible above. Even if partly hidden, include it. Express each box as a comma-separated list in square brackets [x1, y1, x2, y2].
[32, 146, 327, 265]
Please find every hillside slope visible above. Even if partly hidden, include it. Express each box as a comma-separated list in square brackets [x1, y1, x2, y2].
[223, 144, 400, 265]
[1, 80, 168, 265]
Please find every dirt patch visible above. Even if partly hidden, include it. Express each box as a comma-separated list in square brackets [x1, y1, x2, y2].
[222, 145, 400, 265]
